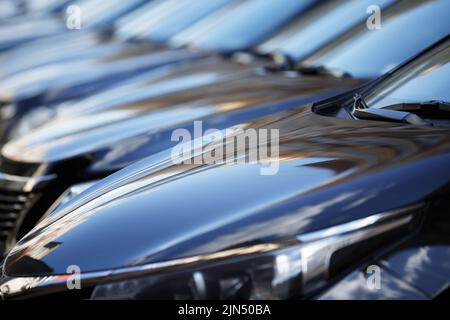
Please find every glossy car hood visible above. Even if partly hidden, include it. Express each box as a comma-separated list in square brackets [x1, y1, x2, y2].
[2, 71, 363, 173]
[0, 31, 124, 79]
[0, 17, 63, 51]
[3, 56, 264, 142]
[4, 108, 450, 276]
[51, 56, 258, 116]
[0, 45, 206, 102]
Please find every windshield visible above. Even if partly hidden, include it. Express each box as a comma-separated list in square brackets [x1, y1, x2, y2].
[365, 39, 450, 109]
[176, 0, 316, 52]
[259, 0, 394, 60]
[300, 0, 450, 78]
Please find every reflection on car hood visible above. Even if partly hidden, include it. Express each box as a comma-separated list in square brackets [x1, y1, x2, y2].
[0, 31, 125, 80]
[0, 46, 206, 101]
[2, 72, 363, 173]
[0, 17, 63, 51]
[4, 108, 450, 276]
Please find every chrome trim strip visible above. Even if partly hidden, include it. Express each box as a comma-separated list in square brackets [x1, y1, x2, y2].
[297, 203, 424, 243]
[0, 172, 56, 192]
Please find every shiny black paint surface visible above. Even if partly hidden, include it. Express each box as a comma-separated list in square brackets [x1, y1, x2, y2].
[4, 107, 450, 278]
[0, 53, 364, 258]
[0, 0, 312, 107]
[2, 70, 363, 174]
[0, 63, 363, 258]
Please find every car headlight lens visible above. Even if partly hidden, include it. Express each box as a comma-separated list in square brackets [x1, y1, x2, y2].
[90, 205, 421, 300]
[92, 243, 302, 300]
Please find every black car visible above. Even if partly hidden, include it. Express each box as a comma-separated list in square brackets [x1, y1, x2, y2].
[0, 0, 448, 259]
[0, 0, 311, 121]
[0, 0, 68, 21]
[1, 35, 450, 300]
[0, 0, 146, 51]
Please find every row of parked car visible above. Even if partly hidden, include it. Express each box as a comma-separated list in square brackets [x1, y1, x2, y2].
[0, 0, 449, 300]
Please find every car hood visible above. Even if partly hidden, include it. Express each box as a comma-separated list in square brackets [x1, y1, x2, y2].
[2, 56, 256, 143]
[3, 108, 450, 276]
[0, 17, 63, 51]
[0, 46, 206, 102]
[0, 31, 126, 80]
[2, 72, 363, 174]
[48, 56, 259, 117]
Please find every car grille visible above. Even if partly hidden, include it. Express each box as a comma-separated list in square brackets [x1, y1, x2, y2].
[0, 192, 38, 253]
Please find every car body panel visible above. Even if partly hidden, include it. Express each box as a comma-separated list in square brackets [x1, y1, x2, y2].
[0, 0, 313, 105]
[0, 46, 208, 103]
[0, 31, 128, 79]
[0, 17, 62, 51]
[2, 72, 364, 170]
[3, 107, 450, 276]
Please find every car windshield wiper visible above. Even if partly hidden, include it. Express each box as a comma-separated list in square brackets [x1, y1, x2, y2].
[382, 100, 450, 113]
[242, 50, 297, 70]
[236, 50, 352, 79]
[349, 95, 450, 126]
[352, 93, 369, 110]
[352, 107, 433, 126]
[231, 50, 277, 65]
[264, 51, 353, 79]
[293, 63, 353, 79]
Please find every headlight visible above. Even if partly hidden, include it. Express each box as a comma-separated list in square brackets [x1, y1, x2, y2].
[89, 204, 421, 300]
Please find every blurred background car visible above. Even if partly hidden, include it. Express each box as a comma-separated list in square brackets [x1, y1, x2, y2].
[0, 0, 145, 51]
[0, 0, 71, 22]
[0, 0, 316, 139]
